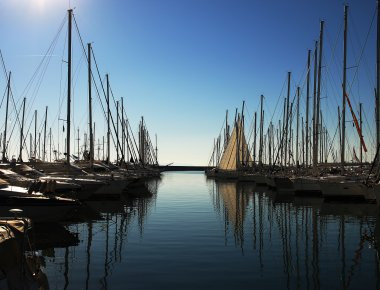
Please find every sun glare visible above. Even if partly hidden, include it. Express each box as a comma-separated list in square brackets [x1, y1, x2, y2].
[34, 0, 46, 12]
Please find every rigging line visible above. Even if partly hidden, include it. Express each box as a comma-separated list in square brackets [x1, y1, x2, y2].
[124, 119, 139, 162]
[109, 84, 146, 162]
[90, 47, 109, 109]
[0, 56, 10, 111]
[21, 36, 63, 146]
[211, 114, 230, 162]
[78, 32, 139, 162]
[27, 35, 59, 114]
[72, 14, 107, 105]
[0, 85, 7, 110]
[245, 106, 255, 147]
[54, 24, 68, 131]
[21, 15, 67, 100]
[4, 98, 23, 154]
[346, 7, 376, 100]
[71, 52, 85, 132]
[325, 16, 344, 86]
[0, 74, 24, 155]
[72, 15, 118, 155]
[272, 76, 305, 168]
[326, 118, 339, 160]
[0, 59, 24, 120]
[23, 23, 63, 129]
[362, 104, 376, 147]
[269, 76, 287, 127]
[295, 55, 309, 97]
[0, 50, 7, 80]
[350, 9, 376, 88]
[125, 115, 142, 162]
[7, 86, 24, 144]
[91, 65, 125, 157]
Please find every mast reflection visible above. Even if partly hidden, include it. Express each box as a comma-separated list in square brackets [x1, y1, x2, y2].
[38, 178, 160, 289]
[210, 179, 379, 289]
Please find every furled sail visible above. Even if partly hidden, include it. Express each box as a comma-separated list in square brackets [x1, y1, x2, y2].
[218, 117, 252, 170]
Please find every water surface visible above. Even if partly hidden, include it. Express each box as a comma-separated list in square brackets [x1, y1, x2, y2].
[40, 172, 380, 289]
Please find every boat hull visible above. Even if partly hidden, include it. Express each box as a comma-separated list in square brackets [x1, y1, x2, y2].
[320, 180, 370, 201]
[292, 177, 322, 196]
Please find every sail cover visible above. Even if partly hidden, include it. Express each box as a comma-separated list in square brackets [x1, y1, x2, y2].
[218, 118, 252, 170]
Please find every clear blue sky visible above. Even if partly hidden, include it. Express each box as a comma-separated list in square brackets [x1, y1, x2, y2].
[0, 0, 377, 165]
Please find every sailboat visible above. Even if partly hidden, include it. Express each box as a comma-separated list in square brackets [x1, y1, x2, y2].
[0, 178, 81, 223]
[207, 113, 252, 179]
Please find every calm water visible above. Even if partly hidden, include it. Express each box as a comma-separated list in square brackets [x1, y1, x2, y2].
[38, 172, 380, 289]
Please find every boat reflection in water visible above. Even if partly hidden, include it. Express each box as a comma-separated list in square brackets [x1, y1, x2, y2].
[40, 178, 160, 290]
[209, 180, 380, 290]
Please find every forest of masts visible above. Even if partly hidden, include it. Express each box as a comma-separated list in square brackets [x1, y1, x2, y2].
[210, 3, 380, 172]
[0, 9, 158, 168]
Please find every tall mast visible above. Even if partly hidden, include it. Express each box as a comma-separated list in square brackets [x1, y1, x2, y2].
[302, 117, 305, 165]
[106, 74, 110, 164]
[121, 97, 125, 164]
[88, 43, 94, 170]
[306, 50, 311, 167]
[314, 21, 324, 168]
[296, 86, 300, 166]
[126, 118, 129, 163]
[284, 72, 291, 166]
[312, 41, 318, 168]
[315, 21, 324, 166]
[38, 133, 41, 159]
[49, 128, 52, 162]
[240, 101, 245, 167]
[34, 110, 37, 159]
[253, 111, 257, 164]
[140, 116, 145, 164]
[18, 97, 26, 162]
[43, 106, 48, 162]
[360, 103, 363, 164]
[29, 134, 32, 160]
[338, 106, 341, 158]
[66, 9, 73, 165]
[2, 71, 11, 163]
[341, 5, 348, 166]
[116, 101, 119, 164]
[320, 112, 323, 162]
[281, 98, 286, 165]
[268, 124, 272, 165]
[234, 108, 238, 168]
[77, 128, 80, 159]
[259, 95, 264, 165]
[93, 122, 96, 158]
[155, 133, 158, 165]
[225, 110, 229, 149]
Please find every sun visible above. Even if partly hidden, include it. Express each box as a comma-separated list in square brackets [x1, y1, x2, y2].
[35, 0, 46, 11]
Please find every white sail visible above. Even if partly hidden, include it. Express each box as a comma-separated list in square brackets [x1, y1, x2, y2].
[218, 118, 252, 170]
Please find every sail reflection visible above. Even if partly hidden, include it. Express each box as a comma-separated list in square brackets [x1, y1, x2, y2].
[210, 180, 380, 290]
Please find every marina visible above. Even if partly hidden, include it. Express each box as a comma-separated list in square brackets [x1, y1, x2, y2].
[1, 0, 380, 288]
[9, 171, 380, 289]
